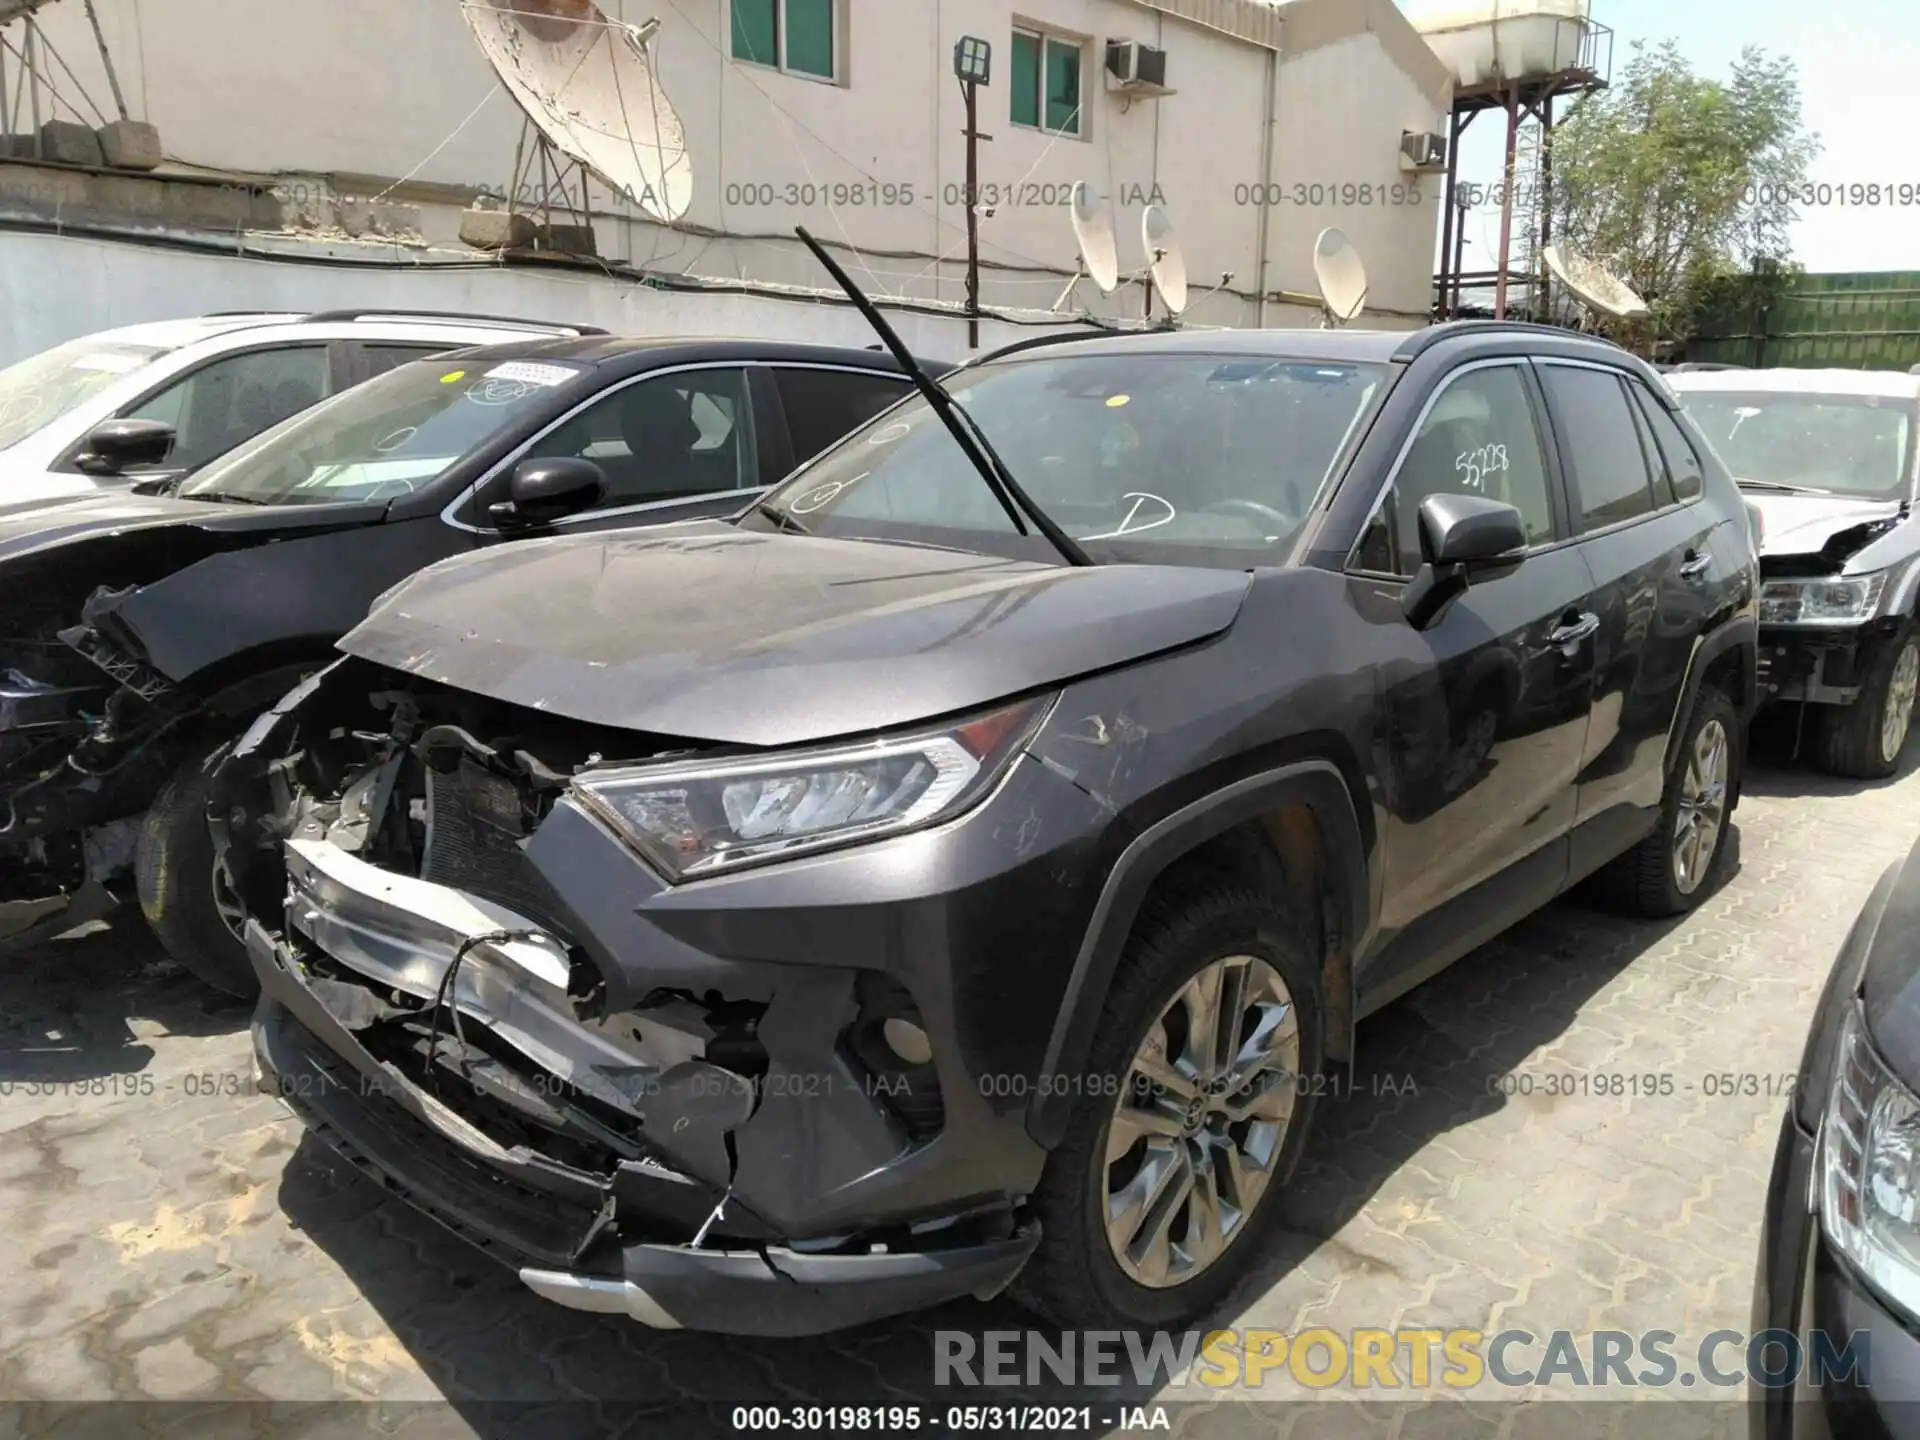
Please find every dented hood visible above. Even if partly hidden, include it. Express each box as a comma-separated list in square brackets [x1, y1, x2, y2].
[340, 524, 1252, 746]
[1743, 490, 1904, 561]
[0, 489, 386, 566]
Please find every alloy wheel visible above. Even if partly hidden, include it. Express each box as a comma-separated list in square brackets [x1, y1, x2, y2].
[1880, 641, 1919, 767]
[1672, 718, 1730, 895]
[1102, 955, 1299, 1289]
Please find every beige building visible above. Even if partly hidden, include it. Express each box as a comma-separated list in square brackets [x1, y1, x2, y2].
[3, 0, 1451, 354]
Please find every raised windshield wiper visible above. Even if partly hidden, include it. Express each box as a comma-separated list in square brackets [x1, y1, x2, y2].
[792, 225, 1094, 568]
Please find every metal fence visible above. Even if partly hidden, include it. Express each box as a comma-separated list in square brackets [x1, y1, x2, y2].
[1685, 270, 1920, 371]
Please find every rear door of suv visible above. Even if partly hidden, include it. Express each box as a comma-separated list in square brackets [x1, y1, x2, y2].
[1535, 359, 1726, 872]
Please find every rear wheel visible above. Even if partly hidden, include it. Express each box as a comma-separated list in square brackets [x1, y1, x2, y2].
[1012, 881, 1322, 1330]
[136, 737, 258, 998]
[1596, 688, 1739, 917]
[1813, 626, 1919, 780]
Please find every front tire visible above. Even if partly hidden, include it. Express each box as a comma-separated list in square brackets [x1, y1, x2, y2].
[1596, 688, 1740, 918]
[136, 737, 258, 998]
[1813, 626, 1919, 781]
[1012, 882, 1323, 1330]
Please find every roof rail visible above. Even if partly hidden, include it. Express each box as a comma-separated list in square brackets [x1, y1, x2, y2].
[967, 325, 1123, 368]
[1392, 319, 1628, 363]
[297, 309, 609, 336]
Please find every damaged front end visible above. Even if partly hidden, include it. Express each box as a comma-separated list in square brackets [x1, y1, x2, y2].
[0, 585, 182, 946]
[218, 657, 1039, 1337]
[1753, 513, 1920, 708]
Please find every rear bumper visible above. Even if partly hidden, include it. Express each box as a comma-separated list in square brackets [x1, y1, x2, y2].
[248, 910, 1040, 1337]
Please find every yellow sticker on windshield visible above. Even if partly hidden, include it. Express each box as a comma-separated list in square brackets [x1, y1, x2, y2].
[440, 370, 467, 384]
[1106, 394, 1130, 408]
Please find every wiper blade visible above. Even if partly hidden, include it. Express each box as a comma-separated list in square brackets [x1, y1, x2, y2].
[751, 498, 809, 534]
[1737, 479, 1835, 495]
[791, 225, 1094, 568]
[182, 490, 277, 506]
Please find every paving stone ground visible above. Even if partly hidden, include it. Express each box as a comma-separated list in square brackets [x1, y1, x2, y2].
[1, 717, 1915, 1439]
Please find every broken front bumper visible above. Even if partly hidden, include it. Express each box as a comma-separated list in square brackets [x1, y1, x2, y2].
[245, 830, 1043, 1336]
[1757, 619, 1905, 707]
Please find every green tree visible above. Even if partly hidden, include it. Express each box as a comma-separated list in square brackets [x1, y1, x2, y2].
[1545, 40, 1818, 355]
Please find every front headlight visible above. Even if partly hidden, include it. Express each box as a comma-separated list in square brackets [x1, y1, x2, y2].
[1759, 572, 1888, 626]
[572, 695, 1054, 881]
[1820, 1002, 1920, 1317]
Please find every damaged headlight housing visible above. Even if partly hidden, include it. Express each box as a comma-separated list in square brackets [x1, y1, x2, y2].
[573, 695, 1054, 880]
[1820, 1002, 1920, 1319]
[1759, 572, 1887, 626]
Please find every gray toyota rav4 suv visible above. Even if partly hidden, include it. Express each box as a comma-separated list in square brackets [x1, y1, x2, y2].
[215, 300, 1760, 1338]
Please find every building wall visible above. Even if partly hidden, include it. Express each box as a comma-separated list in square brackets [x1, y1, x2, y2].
[0, 230, 1054, 367]
[18, 0, 1446, 335]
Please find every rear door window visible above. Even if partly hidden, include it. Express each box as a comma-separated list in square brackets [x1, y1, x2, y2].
[1538, 364, 1660, 530]
[770, 366, 912, 463]
[1628, 383, 1707, 502]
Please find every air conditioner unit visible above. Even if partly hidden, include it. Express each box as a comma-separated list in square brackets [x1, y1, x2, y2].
[1106, 40, 1174, 96]
[1400, 131, 1448, 172]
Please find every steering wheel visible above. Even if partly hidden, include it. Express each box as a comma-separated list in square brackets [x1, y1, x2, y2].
[1202, 498, 1294, 535]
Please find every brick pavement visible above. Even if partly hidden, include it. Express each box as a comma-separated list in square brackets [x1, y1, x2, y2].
[1, 720, 1914, 1439]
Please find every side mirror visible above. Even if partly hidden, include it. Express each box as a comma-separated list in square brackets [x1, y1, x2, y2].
[1401, 493, 1527, 630]
[488, 457, 607, 530]
[76, 418, 176, 476]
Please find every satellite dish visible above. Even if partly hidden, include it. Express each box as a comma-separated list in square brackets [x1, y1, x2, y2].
[1142, 204, 1189, 316]
[463, 0, 693, 224]
[1069, 183, 1120, 295]
[1542, 244, 1650, 319]
[1313, 228, 1369, 326]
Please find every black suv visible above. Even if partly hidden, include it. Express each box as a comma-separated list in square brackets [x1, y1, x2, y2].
[220, 317, 1759, 1337]
[0, 338, 929, 978]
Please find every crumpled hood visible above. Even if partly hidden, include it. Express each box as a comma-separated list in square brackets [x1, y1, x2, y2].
[0, 490, 387, 566]
[1743, 489, 1904, 560]
[341, 524, 1252, 747]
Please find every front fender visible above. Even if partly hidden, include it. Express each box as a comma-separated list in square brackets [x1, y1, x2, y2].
[1025, 759, 1369, 1149]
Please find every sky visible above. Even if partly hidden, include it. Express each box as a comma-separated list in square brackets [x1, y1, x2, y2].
[1416, 0, 1919, 274]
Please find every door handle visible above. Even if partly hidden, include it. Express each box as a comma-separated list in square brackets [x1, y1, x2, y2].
[1679, 549, 1712, 578]
[1549, 612, 1600, 648]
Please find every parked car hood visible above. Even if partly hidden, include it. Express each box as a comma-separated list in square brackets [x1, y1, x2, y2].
[0, 489, 388, 565]
[0, 465, 105, 511]
[340, 523, 1253, 747]
[1742, 489, 1905, 560]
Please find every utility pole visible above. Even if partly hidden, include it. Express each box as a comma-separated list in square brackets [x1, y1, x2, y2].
[954, 37, 993, 350]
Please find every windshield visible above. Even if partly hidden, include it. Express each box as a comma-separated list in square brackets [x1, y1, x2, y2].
[0, 338, 168, 451]
[1679, 392, 1915, 499]
[759, 352, 1387, 559]
[179, 356, 588, 506]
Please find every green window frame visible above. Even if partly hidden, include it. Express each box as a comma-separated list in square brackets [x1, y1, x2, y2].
[1010, 27, 1082, 136]
[731, 0, 836, 81]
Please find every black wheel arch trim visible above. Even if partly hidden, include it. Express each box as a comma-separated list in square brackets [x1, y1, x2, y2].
[1026, 758, 1369, 1149]
[1666, 613, 1760, 786]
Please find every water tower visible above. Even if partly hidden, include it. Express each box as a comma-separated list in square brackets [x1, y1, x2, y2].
[1407, 0, 1613, 321]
